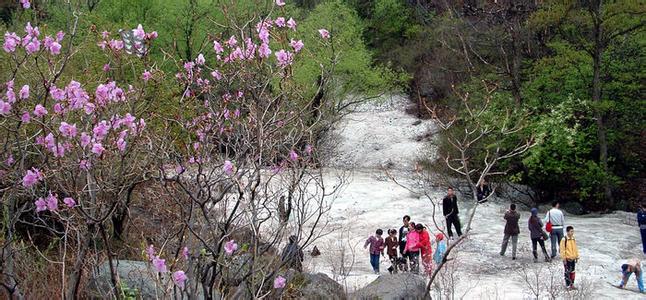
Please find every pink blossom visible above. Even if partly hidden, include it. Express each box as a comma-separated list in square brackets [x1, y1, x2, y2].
[5, 154, 14, 166]
[289, 150, 299, 161]
[175, 164, 185, 175]
[275, 50, 293, 67]
[80, 132, 91, 148]
[49, 86, 66, 101]
[173, 271, 188, 288]
[213, 40, 224, 54]
[44, 36, 61, 55]
[275, 17, 286, 27]
[0, 101, 11, 115]
[146, 244, 156, 260]
[116, 138, 126, 152]
[286, 18, 297, 31]
[259, 28, 270, 44]
[226, 36, 237, 48]
[35, 198, 47, 212]
[142, 71, 152, 82]
[33, 104, 47, 117]
[59, 122, 78, 138]
[6, 88, 15, 103]
[258, 43, 272, 58]
[56, 31, 65, 42]
[223, 160, 234, 175]
[53, 103, 63, 114]
[152, 256, 167, 273]
[101, 31, 110, 39]
[290, 39, 304, 52]
[274, 276, 286, 289]
[182, 247, 190, 260]
[211, 70, 222, 80]
[93, 121, 109, 140]
[19, 85, 29, 99]
[84, 103, 95, 114]
[91, 143, 105, 156]
[224, 240, 238, 255]
[133, 24, 145, 39]
[63, 197, 76, 208]
[276, 0, 285, 6]
[3, 32, 20, 53]
[20, 0, 30, 9]
[103, 64, 110, 72]
[24, 22, 39, 37]
[79, 159, 92, 171]
[21, 112, 30, 123]
[24, 38, 40, 54]
[146, 31, 158, 40]
[108, 39, 124, 50]
[196, 53, 205, 65]
[46, 193, 58, 211]
[318, 29, 330, 39]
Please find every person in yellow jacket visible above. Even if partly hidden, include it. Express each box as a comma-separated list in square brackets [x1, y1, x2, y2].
[559, 226, 579, 289]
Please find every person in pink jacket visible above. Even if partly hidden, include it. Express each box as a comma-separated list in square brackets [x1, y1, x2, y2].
[404, 222, 421, 273]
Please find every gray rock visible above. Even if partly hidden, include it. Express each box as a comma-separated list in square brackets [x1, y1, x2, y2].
[562, 201, 586, 215]
[300, 273, 346, 300]
[352, 273, 427, 300]
[88, 260, 165, 299]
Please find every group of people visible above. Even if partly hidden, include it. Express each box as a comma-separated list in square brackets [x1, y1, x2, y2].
[362, 187, 646, 293]
[364, 215, 448, 276]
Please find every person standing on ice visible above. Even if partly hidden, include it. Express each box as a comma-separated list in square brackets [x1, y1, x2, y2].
[544, 201, 565, 258]
[442, 187, 462, 239]
[364, 229, 385, 274]
[528, 208, 551, 263]
[618, 258, 645, 293]
[398, 215, 411, 270]
[638, 203, 646, 255]
[500, 203, 520, 260]
[404, 222, 421, 273]
[385, 229, 399, 273]
[560, 226, 579, 290]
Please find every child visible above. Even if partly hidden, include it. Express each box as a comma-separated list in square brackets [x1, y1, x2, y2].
[364, 229, 385, 274]
[559, 226, 579, 289]
[384, 229, 399, 273]
[433, 233, 446, 265]
[618, 258, 645, 293]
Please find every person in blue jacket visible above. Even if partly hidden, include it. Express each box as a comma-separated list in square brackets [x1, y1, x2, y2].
[433, 233, 447, 265]
[618, 258, 645, 293]
[638, 203, 646, 255]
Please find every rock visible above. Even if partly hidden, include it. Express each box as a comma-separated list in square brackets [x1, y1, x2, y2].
[88, 260, 165, 299]
[352, 273, 427, 300]
[300, 273, 346, 300]
[412, 120, 422, 126]
[562, 201, 586, 215]
[311, 246, 321, 257]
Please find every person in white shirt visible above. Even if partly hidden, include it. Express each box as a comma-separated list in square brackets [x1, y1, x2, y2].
[544, 201, 566, 258]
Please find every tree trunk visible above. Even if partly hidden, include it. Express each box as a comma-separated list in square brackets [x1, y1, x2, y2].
[590, 1, 613, 205]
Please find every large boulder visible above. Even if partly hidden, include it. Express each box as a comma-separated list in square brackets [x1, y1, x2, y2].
[88, 260, 164, 299]
[300, 273, 346, 300]
[562, 201, 586, 215]
[352, 273, 427, 300]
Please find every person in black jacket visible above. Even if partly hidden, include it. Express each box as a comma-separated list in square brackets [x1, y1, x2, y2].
[398, 215, 411, 271]
[281, 235, 304, 271]
[476, 179, 492, 203]
[442, 187, 462, 239]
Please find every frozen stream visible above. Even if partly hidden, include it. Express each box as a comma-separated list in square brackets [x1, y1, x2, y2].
[308, 95, 644, 299]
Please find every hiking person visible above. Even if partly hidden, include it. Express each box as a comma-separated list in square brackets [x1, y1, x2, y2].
[398, 215, 411, 270]
[433, 233, 447, 265]
[442, 187, 462, 239]
[385, 229, 399, 274]
[528, 208, 551, 263]
[416, 223, 433, 276]
[618, 258, 645, 293]
[364, 229, 385, 274]
[500, 203, 520, 260]
[638, 203, 646, 255]
[281, 235, 304, 271]
[404, 222, 421, 273]
[544, 201, 566, 258]
[560, 226, 579, 289]
[476, 179, 492, 203]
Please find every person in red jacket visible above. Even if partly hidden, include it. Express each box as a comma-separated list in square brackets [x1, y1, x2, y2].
[415, 223, 434, 276]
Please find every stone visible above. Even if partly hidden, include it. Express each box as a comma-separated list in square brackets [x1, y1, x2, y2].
[351, 273, 427, 300]
[562, 201, 586, 215]
[88, 260, 165, 299]
[300, 273, 346, 300]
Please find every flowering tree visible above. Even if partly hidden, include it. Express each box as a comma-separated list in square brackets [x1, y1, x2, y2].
[0, 5, 161, 297]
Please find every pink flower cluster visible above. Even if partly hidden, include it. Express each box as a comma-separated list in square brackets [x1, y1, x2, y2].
[34, 192, 75, 213]
[145, 244, 188, 288]
[3, 23, 63, 55]
[22, 167, 43, 187]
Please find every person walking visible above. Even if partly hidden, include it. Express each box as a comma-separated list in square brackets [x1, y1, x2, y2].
[528, 208, 551, 263]
[618, 258, 645, 293]
[384, 229, 399, 273]
[500, 203, 520, 260]
[404, 222, 421, 273]
[560, 226, 579, 289]
[443, 187, 462, 239]
[364, 229, 385, 274]
[281, 235, 304, 271]
[416, 224, 433, 276]
[544, 201, 566, 259]
[398, 215, 411, 270]
[638, 203, 646, 255]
